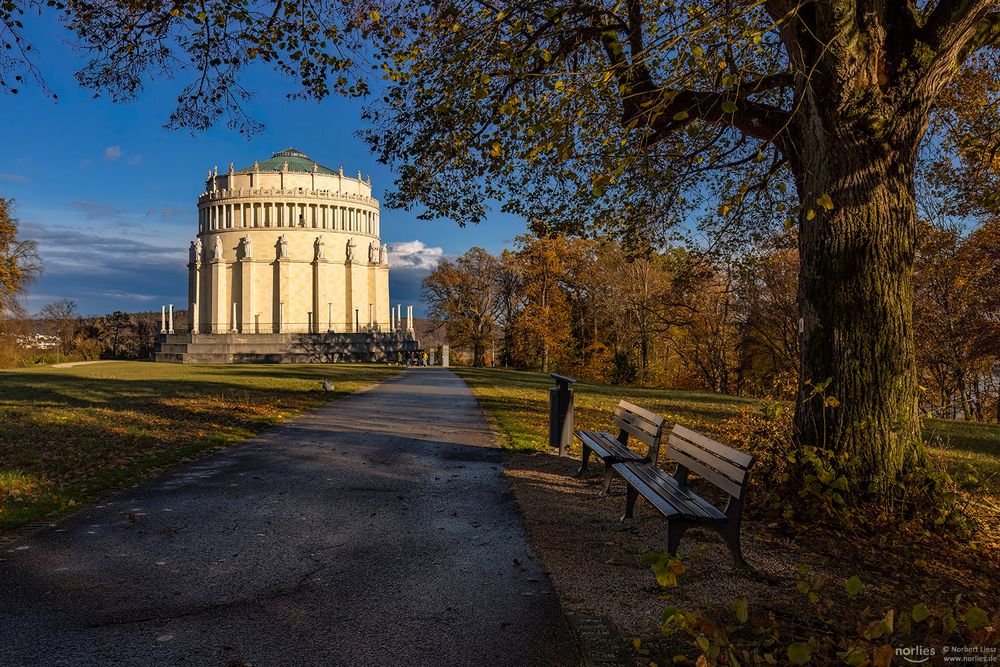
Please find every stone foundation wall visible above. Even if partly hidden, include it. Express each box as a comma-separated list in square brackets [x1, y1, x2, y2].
[153, 332, 420, 364]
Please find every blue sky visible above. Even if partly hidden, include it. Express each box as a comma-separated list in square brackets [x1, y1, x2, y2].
[1, 15, 527, 317]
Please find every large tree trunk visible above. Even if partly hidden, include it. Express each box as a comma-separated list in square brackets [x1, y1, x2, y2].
[794, 129, 925, 498]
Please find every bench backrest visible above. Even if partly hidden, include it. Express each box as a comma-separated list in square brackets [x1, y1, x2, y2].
[613, 400, 667, 461]
[666, 424, 754, 499]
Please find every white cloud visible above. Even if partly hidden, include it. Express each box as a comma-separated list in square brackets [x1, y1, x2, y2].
[0, 172, 28, 183]
[387, 240, 444, 271]
[104, 145, 122, 161]
[126, 154, 143, 166]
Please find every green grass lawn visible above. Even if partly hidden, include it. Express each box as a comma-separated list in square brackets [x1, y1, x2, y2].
[0, 361, 400, 531]
[454, 366, 1000, 503]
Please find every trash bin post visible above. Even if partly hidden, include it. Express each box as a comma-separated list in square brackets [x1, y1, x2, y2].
[548, 374, 577, 456]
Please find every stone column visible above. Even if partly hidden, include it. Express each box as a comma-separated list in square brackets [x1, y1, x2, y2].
[161, 305, 166, 334]
[407, 305, 413, 332]
[344, 255, 353, 331]
[275, 252, 290, 333]
[239, 256, 254, 333]
[349, 257, 367, 333]
[168, 304, 175, 334]
[210, 252, 227, 334]
[231, 302, 238, 333]
[189, 256, 201, 334]
[312, 254, 328, 334]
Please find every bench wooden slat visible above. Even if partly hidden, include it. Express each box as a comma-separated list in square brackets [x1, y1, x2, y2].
[620, 462, 725, 521]
[666, 445, 745, 498]
[612, 415, 659, 449]
[613, 406, 663, 436]
[615, 462, 692, 519]
[575, 430, 643, 462]
[617, 400, 666, 428]
[667, 434, 749, 485]
[672, 424, 753, 468]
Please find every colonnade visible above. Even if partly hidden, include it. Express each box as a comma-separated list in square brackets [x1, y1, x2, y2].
[198, 202, 379, 236]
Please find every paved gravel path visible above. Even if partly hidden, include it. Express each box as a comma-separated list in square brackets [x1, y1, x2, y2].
[50, 360, 132, 368]
[0, 369, 578, 667]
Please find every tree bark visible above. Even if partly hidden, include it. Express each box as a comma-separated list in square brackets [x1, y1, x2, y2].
[957, 370, 973, 421]
[793, 129, 926, 498]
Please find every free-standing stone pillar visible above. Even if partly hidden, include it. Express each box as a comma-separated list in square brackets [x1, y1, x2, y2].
[442, 345, 450, 368]
[168, 304, 175, 334]
[161, 305, 166, 334]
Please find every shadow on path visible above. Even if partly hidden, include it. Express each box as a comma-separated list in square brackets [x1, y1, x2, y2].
[0, 369, 579, 667]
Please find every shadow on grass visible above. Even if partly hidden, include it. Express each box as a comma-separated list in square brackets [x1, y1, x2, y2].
[0, 364, 401, 530]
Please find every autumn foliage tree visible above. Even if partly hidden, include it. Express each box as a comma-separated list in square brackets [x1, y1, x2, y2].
[914, 220, 1000, 421]
[0, 199, 42, 318]
[423, 247, 502, 366]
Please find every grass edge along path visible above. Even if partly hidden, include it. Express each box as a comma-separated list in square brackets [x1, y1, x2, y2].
[0, 362, 401, 532]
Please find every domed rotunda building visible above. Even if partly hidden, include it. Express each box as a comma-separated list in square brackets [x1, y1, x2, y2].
[154, 148, 419, 363]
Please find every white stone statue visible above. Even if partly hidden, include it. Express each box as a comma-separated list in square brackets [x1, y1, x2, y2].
[315, 235, 326, 260]
[357, 170, 362, 181]
[346, 238, 356, 262]
[282, 160, 289, 173]
[252, 160, 260, 173]
[212, 236, 223, 261]
[368, 242, 376, 263]
[379, 243, 388, 265]
[228, 162, 235, 175]
[312, 162, 319, 173]
[241, 235, 253, 259]
[277, 234, 289, 259]
[189, 239, 199, 264]
[339, 165, 344, 177]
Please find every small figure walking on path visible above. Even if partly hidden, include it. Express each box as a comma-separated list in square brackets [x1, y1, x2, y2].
[422, 351, 429, 367]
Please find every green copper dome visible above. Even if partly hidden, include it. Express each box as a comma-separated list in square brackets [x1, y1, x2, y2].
[240, 148, 339, 175]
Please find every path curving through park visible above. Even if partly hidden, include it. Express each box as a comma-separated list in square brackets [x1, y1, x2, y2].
[0, 368, 578, 666]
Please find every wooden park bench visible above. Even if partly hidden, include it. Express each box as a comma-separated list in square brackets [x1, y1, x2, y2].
[613, 424, 755, 565]
[575, 401, 667, 496]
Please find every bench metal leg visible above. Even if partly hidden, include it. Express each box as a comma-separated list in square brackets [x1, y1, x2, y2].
[598, 462, 615, 496]
[621, 483, 638, 521]
[666, 520, 691, 556]
[575, 445, 592, 478]
[718, 520, 747, 567]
